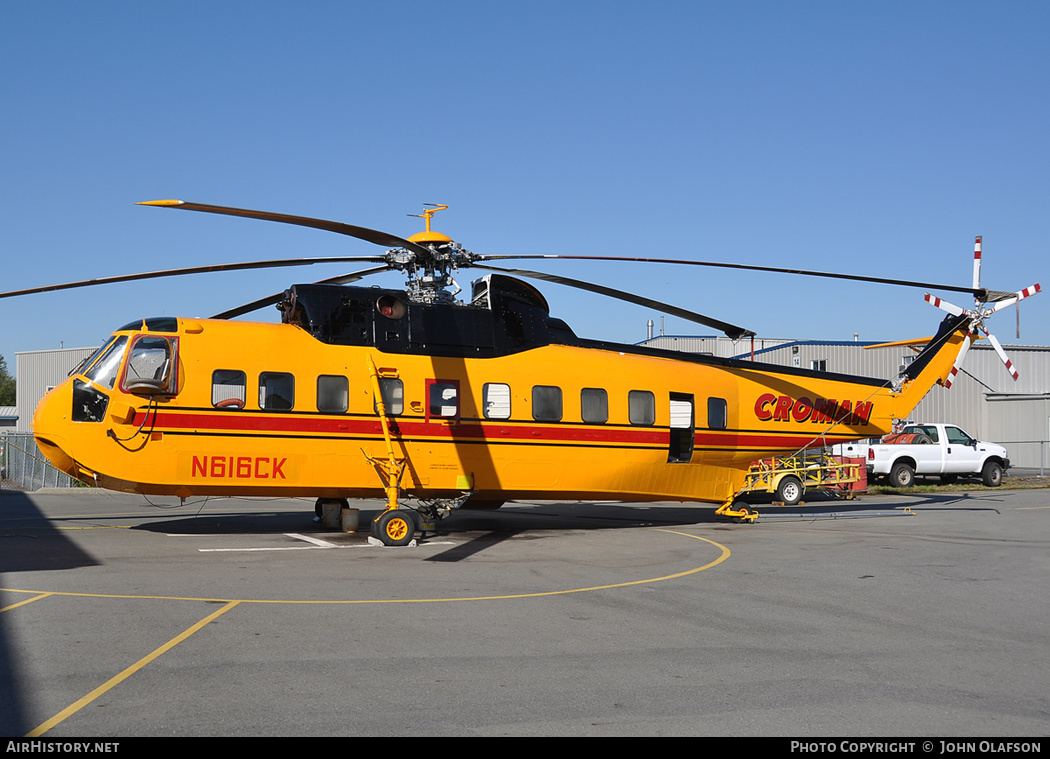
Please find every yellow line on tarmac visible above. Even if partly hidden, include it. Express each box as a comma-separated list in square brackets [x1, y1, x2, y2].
[12, 531, 726, 735]
[1, 592, 53, 612]
[1, 531, 730, 605]
[27, 600, 241, 737]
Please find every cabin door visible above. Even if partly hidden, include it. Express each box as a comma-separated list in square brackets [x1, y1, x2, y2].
[668, 393, 695, 463]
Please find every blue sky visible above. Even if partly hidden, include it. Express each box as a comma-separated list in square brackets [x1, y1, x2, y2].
[2, 1, 1047, 376]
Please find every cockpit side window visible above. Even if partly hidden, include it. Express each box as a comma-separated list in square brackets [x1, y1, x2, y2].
[84, 336, 128, 390]
[122, 336, 178, 395]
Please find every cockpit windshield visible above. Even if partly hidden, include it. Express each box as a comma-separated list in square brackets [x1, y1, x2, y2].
[83, 335, 128, 390]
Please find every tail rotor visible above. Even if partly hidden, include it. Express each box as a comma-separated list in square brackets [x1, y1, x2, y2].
[924, 236, 1041, 385]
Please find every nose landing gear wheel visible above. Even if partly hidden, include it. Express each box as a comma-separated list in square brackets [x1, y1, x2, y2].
[373, 510, 417, 546]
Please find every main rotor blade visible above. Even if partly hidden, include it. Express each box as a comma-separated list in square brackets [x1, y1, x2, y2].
[476, 255, 986, 297]
[471, 263, 754, 339]
[0, 256, 388, 301]
[139, 200, 434, 257]
[211, 264, 394, 320]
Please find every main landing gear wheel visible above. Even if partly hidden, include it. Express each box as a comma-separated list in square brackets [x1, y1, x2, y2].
[315, 497, 349, 519]
[373, 510, 417, 546]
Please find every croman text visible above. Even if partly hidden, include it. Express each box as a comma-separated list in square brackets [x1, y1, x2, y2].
[755, 394, 873, 426]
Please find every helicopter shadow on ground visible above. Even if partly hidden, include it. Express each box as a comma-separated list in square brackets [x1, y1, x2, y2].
[0, 610, 28, 737]
[0, 490, 101, 574]
[130, 499, 730, 538]
[0, 489, 103, 738]
[130, 507, 331, 536]
[762, 489, 1006, 518]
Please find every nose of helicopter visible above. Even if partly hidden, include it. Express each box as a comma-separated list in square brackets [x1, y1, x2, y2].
[32, 381, 78, 477]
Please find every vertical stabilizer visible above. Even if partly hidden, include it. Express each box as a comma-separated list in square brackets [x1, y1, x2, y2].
[893, 313, 970, 415]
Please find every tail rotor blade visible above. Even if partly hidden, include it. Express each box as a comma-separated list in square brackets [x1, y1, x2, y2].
[990, 283, 1042, 313]
[924, 293, 966, 317]
[943, 332, 974, 389]
[972, 236, 983, 291]
[981, 328, 1020, 381]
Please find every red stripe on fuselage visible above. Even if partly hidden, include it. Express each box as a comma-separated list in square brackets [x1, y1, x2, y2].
[132, 409, 863, 451]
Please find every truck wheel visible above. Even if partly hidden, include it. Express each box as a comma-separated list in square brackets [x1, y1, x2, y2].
[981, 461, 1003, 487]
[776, 475, 803, 506]
[889, 462, 915, 488]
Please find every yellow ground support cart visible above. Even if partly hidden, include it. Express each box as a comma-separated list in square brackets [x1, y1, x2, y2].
[738, 453, 863, 506]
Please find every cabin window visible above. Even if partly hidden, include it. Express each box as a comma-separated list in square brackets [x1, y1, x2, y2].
[317, 375, 349, 413]
[628, 390, 655, 426]
[429, 382, 459, 418]
[212, 370, 246, 408]
[707, 397, 728, 430]
[581, 388, 608, 424]
[811, 359, 827, 372]
[483, 383, 511, 419]
[532, 385, 562, 422]
[84, 336, 128, 390]
[374, 378, 403, 416]
[122, 335, 177, 395]
[259, 372, 295, 411]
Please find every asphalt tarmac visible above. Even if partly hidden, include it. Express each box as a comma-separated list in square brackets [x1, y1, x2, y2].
[1, 486, 1047, 737]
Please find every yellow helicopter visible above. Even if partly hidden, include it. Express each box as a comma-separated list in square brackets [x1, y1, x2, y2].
[2, 202, 1040, 544]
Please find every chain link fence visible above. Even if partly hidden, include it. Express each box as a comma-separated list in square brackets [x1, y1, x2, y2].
[996, 439, 1049, 476]
[0, 432, 76, 491]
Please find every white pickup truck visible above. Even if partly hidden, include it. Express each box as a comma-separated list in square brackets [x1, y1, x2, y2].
[867, 423, 1009, 488]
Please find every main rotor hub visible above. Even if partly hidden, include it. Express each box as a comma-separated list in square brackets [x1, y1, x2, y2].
[390, 205, 474, 303]
[407, 230, 454, 244]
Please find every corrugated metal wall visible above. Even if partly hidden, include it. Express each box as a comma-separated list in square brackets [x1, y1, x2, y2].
[643, 335, 792, 358]
[984, 395, 1050, 474]
[15, 347, 97, 433]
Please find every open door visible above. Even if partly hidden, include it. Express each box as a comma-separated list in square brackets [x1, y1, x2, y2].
[668, 392, 694, 463]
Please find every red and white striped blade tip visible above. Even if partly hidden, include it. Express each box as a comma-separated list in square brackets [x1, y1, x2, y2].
[972, 236, 982, 291]
[925, 292, 965, 316]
